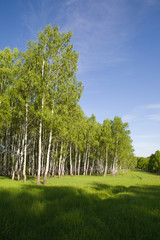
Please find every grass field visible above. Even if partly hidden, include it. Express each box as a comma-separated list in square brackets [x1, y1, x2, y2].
[0, 170, 160, 240]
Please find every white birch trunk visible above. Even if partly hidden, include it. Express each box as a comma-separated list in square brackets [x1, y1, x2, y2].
[50, 143, 55, 177]
[112, 140, 118, 176]
[70, 143, 73, 176]
[43, 101, 54, 184]
[18, 134, 25, 181]
[61, 144, 67, 176]
[32, 137, 35, 177]
[74, 146, 78, 176]
[41, 144, 44, 176]
[78, 152, 81, 176]
[6, 129, 10, 176]
[52, 142, 58, 177]
[15, 132, 21, 175]
[61, 159, 65, 176]
[43, 129, 52, 184]
[104, 147, 108, 176]
[11, 134, 16, 180]
[23, 102, 28, 183]
[58, 142, 63, 177]
[3, 127, 9, 176]
[37, 116, 42, 184]
[86, 151, 90, 175]
[83, 145, 88, 175]
[37, 59, 45, 184]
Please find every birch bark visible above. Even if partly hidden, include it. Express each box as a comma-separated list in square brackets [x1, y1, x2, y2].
[43, 129, 52, 184]
[37, 59, 45, 184]
[3, 127, 9, 176]
[70, 143, 73, 176]
[11, 134, 15, 180]
[58, 141, 63, 177]
[18, 134, 25, 181]
[86, 151, 90, 175]
[74, 146, 78, 176]
[78, 152, 81, 176]
[32, 137, 35, 177]
[104, 147, 108, 176]
[83, 145, 88, 175]
[23, 102, 28, 183]
[43, 101, 54, 184]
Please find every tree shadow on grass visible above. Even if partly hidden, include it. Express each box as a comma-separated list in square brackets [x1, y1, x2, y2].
[90, 183, 128, 194]
[0, 176, 12, 180]
[0, 183, 160, 240]
[131, 169, 160, 177]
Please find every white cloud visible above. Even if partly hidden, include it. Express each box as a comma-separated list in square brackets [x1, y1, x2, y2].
[65, 0, 79, 6]
[123, 105, 160, 156]
[123, 104, 160, 123]
[122, 114, 137, 122]
[62, 0, 131, 71]
[145, 104, 160, 109]
[132, 134, 158, 139]
[20, 0, 160, 72]
[147, 114, 160, 121]
[133, 142, 160, 157]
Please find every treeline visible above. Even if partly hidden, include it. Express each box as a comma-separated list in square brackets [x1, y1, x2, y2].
[0, 25, 134, 184]
[137, 150, 160, 174]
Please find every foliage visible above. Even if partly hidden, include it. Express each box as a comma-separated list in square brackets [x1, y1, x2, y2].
[0, 25, 134, 181]
[148, 150, 160, 173]
[137, 157, 149, 171]
[137, 150, 160, 174]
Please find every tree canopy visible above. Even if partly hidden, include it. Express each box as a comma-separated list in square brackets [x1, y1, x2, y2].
[0, 25, 135, 183]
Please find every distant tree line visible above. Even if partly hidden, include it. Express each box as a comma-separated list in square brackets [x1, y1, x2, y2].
[137, 150, 160, 174]
[0, 25, 135, 184]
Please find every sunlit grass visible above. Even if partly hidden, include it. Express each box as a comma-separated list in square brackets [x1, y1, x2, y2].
[0, 170, 160, 240]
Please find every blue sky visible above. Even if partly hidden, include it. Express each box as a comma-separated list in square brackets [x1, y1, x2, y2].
[0, 0, 160, 157]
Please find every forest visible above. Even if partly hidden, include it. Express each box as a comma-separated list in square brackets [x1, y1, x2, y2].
[137, 150, 160, 173]
[0, 25, 135, 184]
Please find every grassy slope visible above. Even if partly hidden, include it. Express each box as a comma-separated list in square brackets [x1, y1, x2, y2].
[0, 170, 160, 240]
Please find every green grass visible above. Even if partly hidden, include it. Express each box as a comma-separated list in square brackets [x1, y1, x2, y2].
[0, 170, 160, 240]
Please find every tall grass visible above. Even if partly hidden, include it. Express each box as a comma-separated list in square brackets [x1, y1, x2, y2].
[0, 170, 160, 240]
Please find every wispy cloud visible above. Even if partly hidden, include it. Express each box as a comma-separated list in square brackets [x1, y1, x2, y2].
[133, 139, 160, 157]
[61, 0, 131, 71]
[21, 0, 60, 41]
[133, 141, 159, 157]
[123, 104, 160, 156]
[65, 0, 79, 6]
[147, 114, 160, 121]
[145, 104, 160, 109]
[20, 0, 159, 72]
[60, 0, 160, 72]
[132, 134, 158, 139]
[123, 104, 160, 123]
[122, 114, 137, 122]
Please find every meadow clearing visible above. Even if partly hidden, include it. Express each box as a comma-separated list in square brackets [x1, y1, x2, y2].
[0, 170, 160, 240]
